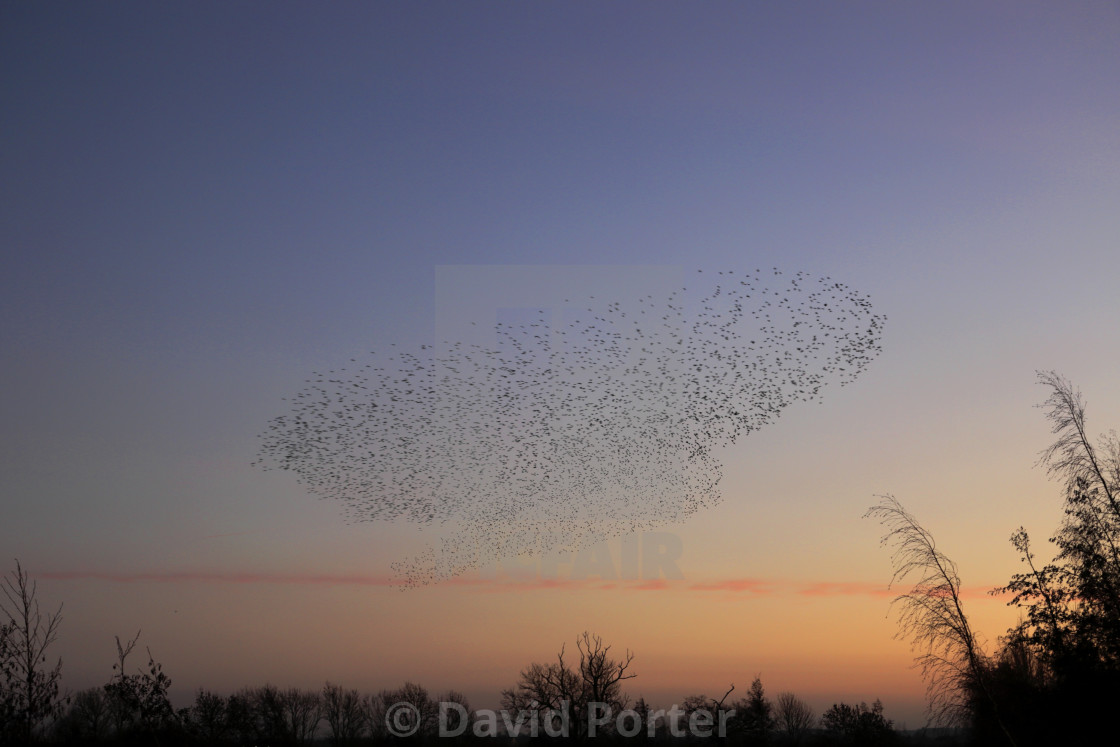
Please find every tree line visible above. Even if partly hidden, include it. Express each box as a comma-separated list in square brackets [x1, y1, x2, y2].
[2, 603, 898, 745]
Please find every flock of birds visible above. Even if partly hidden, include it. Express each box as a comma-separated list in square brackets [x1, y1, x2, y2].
[255, 269, 886, 587]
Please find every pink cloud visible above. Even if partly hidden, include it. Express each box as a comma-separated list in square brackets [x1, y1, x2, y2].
[688, 578, 774, 594]
[632, 579, 671, 591]
[36, 569, 1010, 599]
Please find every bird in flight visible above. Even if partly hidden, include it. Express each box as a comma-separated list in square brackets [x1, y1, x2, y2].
[255, 268, 886, 587]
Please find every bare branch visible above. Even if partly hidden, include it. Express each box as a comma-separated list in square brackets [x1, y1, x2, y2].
[713, 683, 735, 711]
[0, 560, 66, 741]
[865, 497, 1014, 745]
[1037, 370, 1119, 520]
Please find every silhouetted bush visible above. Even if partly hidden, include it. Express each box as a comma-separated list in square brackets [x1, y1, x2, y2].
[820, 699, 897, 746]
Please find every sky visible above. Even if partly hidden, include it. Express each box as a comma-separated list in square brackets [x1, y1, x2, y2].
[2, 0, 1119, 729]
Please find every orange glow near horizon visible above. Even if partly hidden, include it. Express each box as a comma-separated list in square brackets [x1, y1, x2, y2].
[43, 562, 1025, 728]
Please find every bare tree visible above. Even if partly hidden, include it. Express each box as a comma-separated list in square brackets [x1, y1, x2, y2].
[864, 497, 1014, 745]
[0, 619, 14, 740]
[679, 693, 715, 733]
[376, 682, 438, 737]
[501, 656, 582, 737]
[576, 631, 635, 712]
[186, 689, 231, 744]
[281, 687, 321, 744]
[106, 630, 140, 734]
[437, 689, 472, 736]
[52, 688, 111, 743]
[322, 681, 365, 744]
[501, 631, 636, 739]
[1037, 371, 1120, 521]
[246, 684, 288, 743]
[223, 685, 319, 744]
[361, 690, 387, 739]
[774, 692, 814, 745]
[0, 560, 65, 742]
[669, 684, 732, 737]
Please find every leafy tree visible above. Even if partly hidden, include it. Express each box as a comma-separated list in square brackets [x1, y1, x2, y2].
[1004, 371, 1120, 669]
[993, 528, 1070, 671]
[981, 372, 1120, 745]
[0, 561, 65, 743]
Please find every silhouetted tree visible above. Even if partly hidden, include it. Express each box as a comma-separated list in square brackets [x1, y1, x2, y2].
[223, 689, 257, 744]
[322, 681, 365, 744]
[994, 529, 1069, 671]
[630, 697, 654, 741]
[1009, 372, 1120, 665]
[437, 689, 472, 739]
[679, 692, 718, 736]
[0, 561, 65, 743]
[868, 373, 1120, 746]
[281, 687, 321, 744]
[52, 687, 111, 744]
[731, 676, 774, 742]
[234, 684, 322, 745]
[502, 658, 581, 737]
[0, 620, 14, 743]
[864, 497, 1012, 743]
[378, 681, 438, 738]
[774, 692, 814, 745]
[981, 372, 1120, 745]
[185, 689, 232, 745]
[501, 631, 635, 739]
[103, 631, 179, 743]
[105, 630, 139, 736]
[245, 685, 290, 744]
[820, 700, 896, 745]
[361, 690, 387, 740]
[577, 631, 635, 714]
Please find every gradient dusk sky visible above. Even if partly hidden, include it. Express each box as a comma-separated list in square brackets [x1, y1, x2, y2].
[2, 1, 1118, 729]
